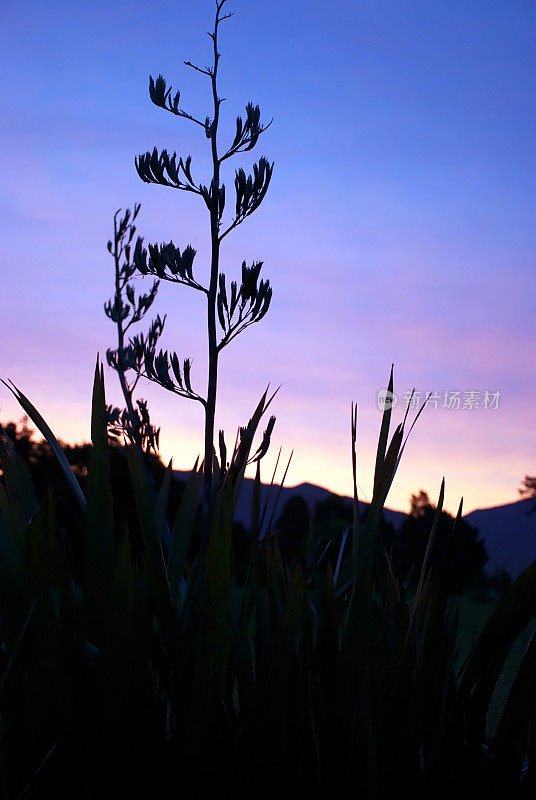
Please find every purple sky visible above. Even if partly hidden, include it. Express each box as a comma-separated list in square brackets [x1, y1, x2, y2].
[1, 0, 535, 514]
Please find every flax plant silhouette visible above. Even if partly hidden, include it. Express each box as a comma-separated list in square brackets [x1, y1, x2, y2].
[104, 203, 164, 453]
[132, 0, 274, 528]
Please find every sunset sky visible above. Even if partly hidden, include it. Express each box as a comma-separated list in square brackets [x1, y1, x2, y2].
[1, 0, 535, 515]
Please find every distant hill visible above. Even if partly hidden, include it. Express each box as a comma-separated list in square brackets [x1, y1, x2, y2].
[173, 471, 536, 579]
[465, 498, 536, 579]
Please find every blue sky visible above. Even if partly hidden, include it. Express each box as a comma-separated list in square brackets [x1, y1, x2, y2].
[1, 0, 535, 513]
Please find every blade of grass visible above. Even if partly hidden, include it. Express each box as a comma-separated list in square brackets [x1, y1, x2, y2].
[167, 457, 202, 607]
[263, 449, 293, 538]
[84, 360, 116, 645]
[258, 446, 281, 537]
[406, 478, 445, 644]
[126, 444, 175, 634]
[351, 402, 359, 580]
[1, 380, 86, 512]
[156, 459, 173, 549]
[0, 598, 38, 694]
[372, 365, 393, 498]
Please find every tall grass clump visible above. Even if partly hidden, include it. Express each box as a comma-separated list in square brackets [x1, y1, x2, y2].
[1, 3, 536, 799]
[3, 368, 536, 799]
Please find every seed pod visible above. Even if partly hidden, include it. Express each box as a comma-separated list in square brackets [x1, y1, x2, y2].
[183, 358, 193, 394]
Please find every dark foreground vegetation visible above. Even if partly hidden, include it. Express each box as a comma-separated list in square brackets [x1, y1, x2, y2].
[1, 376, 536, 799]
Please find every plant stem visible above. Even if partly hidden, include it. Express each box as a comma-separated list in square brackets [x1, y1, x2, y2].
[201, 4, 224, 530]
[113, 215, 138, 442]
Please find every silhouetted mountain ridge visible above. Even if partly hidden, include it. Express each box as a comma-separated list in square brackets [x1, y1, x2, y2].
[465, 497, 536, 579]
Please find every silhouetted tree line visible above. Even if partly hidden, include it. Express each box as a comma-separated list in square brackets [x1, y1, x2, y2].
[1, 419, 188, 569]
[398, 490, 488, 593]
[520, 474, 536, 515]
[520, 475, 536, 499]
